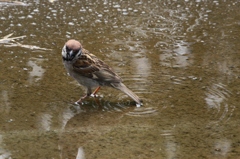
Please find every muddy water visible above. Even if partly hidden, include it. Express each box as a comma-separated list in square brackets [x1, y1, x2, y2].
[0, 0, 240, 158]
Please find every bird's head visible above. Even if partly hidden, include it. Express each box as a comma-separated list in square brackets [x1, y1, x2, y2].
[62, 39, 82, 61]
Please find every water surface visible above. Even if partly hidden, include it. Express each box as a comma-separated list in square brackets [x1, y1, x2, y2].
[0, 0, 240, 158]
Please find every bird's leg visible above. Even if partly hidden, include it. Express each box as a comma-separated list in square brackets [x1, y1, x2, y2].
[75, 88, 92, 104]
[75, 87, 101, 104]
[90, 86, 101, 97]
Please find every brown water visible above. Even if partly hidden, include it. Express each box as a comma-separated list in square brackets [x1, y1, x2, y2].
[0, 0, 240, 158]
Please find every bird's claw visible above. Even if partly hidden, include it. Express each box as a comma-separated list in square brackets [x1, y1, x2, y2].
[74, 101, 82, 105]
[136, 102, 143, 107]
[90, 94, 99, 98]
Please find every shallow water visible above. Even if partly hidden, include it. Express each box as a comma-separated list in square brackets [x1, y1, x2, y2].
[0, 0, 240, 158]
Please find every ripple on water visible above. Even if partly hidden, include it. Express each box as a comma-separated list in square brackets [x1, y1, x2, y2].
[205, 83, 236, 125]
[126, 107, 158, 117]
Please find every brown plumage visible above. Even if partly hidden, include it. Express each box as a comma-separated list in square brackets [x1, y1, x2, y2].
[62, 39, 142, 105]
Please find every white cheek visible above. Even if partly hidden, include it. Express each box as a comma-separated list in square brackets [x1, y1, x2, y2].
[62, 50, 66, 57]
[61, 46, 66, 55]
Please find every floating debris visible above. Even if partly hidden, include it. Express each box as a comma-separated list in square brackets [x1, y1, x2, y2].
[0, 33, 52, 50]
[0, 33, 26, 43]
[0, 0, 29, 6]
[4, 42, 52, 51]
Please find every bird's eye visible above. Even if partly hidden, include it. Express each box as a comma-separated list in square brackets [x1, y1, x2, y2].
[73, 49, 80, 54]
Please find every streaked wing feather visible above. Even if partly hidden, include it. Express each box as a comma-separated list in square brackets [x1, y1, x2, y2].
[73, 49, 122, 83]
[73, 55, 99, 78]
[94, 68, 121, 83]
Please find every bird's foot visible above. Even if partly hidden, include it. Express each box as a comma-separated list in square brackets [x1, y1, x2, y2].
[75, 94, 88, 105]
[136, 102, 143, 107]
[74, 88, 101, 105]
[90, 94, 99, 98]
[74, 100, 83, 105]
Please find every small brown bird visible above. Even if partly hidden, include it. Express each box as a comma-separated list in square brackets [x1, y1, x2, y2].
[62, 39, 142, 106]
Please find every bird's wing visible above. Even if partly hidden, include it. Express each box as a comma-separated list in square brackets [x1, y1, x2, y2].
[73, 54, 99, 73]
[73, 50, 122, 83]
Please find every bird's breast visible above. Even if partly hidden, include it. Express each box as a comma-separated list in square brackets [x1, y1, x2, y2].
[63, 61, 74, 76]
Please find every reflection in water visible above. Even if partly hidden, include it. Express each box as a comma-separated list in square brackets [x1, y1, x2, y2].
[0, 90, 11, 114]
[27, 58, 45, 85]
[60, 106, 82, 130]
[0, 134, 11, 159]
[173, 40, 193, 67]
[37, 104, 83, 131]
[174, 42, 189, 56]
[159, 40, 192, 68]
[133, 57, 151, 78]
[76, 147, 85, 159]
[214, 139, 231, 157]
[164, 133, 176, 159]
[186, 8, 208, 33]
[37, 113, 52, 131]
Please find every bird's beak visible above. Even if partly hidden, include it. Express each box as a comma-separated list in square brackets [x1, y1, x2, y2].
[66, 50, 74, 60]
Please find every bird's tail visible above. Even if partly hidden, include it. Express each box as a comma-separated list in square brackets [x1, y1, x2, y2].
[111, 82, 142, 105]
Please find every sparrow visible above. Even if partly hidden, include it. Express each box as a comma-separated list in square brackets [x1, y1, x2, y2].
[62, 39, 142, 106]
